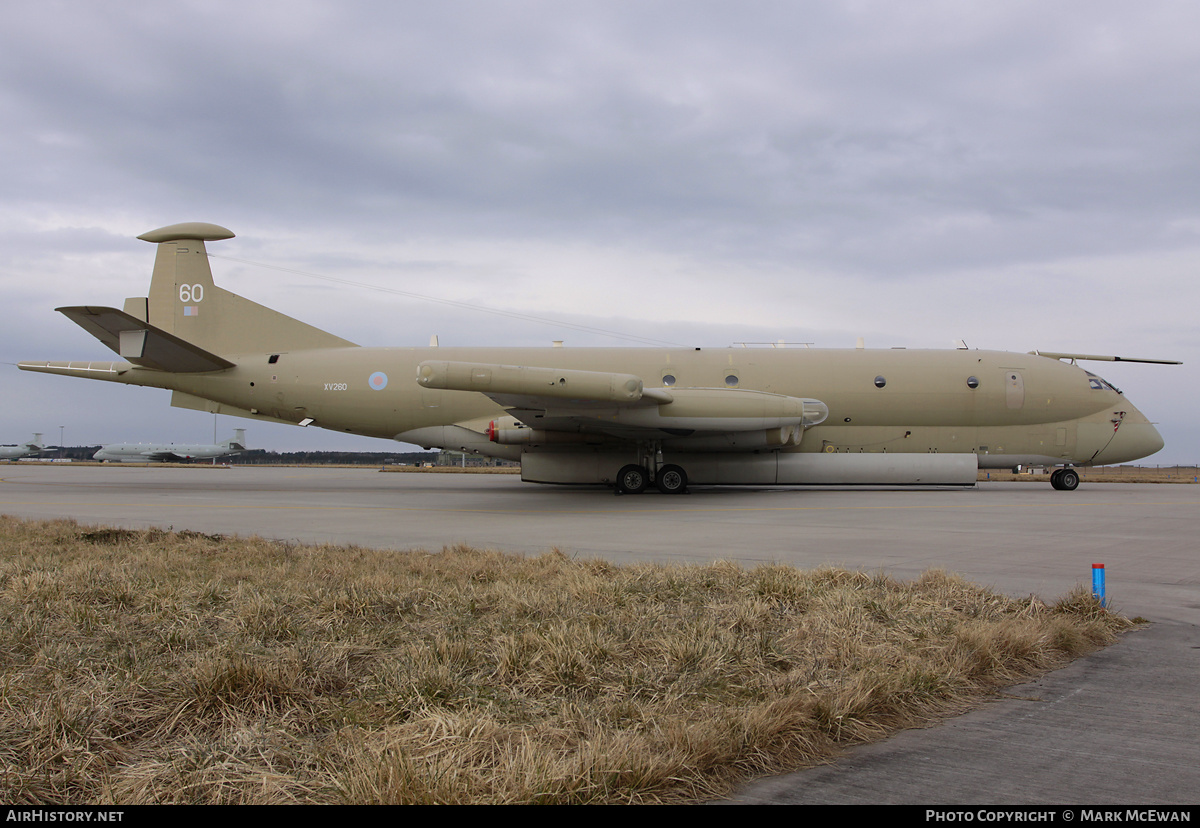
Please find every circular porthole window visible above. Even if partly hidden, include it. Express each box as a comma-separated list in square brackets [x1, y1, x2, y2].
[967, 376, 979, 389]
[874, 376, 886, 388]
[725, 375, 739, 387]
[662, 374, 676, 387]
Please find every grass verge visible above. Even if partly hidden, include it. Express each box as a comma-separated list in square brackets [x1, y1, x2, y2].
[0, 515, 1133, 804]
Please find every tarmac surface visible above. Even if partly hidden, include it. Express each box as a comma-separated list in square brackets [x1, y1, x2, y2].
[1, 464, 1197, 805]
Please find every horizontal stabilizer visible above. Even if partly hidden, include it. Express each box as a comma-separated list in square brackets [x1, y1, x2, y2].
[1030, 350, 1182, 365]
[56, 306, 235, 372]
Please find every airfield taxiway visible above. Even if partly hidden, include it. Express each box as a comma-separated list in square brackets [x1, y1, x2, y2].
[1, 464, 1197, 804]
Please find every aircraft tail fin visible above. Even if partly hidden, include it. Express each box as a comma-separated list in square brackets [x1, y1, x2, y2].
[222, 429, 247, 451]
[28, 433, 44, 450]
[132, 223, 357, 356]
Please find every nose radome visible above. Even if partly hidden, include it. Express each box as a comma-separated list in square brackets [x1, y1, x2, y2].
[1094, 422, 1165, 465]
[1139, 422, 1166, 458]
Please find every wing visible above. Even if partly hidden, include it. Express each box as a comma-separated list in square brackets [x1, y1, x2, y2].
[414, 360, 828, 449]
[127, 448, 189, 462]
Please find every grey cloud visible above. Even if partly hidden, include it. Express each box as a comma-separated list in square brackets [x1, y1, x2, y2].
[2, 1, 1196, 457]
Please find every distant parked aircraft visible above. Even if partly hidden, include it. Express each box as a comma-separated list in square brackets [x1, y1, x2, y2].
[0, 433, 44, 460]
[93, 429, 246, 463]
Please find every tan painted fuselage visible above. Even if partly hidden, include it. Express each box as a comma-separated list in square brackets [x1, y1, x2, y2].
[18, 223, 1169, 490]
[24, 344, 1161, 467]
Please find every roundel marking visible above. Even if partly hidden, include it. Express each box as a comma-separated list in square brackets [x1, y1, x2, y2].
[368, 371, 389, 391]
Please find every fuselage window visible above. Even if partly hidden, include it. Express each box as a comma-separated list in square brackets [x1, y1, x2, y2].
[874, 376, 886, 388]
[725, 375, 739, 387]
[662, 374, 676, 387]
[967, 376, 979, 389]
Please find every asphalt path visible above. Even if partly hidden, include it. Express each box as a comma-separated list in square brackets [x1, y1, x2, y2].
[1, 464, 1197, 805]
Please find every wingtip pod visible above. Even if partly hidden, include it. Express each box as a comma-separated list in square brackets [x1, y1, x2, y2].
[137, 223, 235, 243]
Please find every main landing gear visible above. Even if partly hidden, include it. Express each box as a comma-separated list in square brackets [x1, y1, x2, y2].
[616, 464, 648, 495]
[615, 463, 689, 495]
[1050, 467, 1080, 491]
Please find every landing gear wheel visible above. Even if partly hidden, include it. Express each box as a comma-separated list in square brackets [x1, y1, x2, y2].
[616, 464, 649, 495]
[655, 464, 688, 495]
[1051, 468, 1080, 491]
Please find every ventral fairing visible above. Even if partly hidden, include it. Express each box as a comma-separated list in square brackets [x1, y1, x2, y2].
[18, 223, 1179, 492]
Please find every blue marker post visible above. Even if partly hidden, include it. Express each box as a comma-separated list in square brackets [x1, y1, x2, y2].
[1092, 563, 1107, 608]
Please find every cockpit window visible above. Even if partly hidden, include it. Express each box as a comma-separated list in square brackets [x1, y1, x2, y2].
[1086, 371, 1122, 394]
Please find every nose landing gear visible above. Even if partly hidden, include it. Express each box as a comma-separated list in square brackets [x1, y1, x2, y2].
[1050, 468, 1080, 491]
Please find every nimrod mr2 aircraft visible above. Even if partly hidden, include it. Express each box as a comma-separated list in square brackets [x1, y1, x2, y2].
[93, 429, 246, 463]
[0, 434, 44, 461]
[19, 223, 1177, 492]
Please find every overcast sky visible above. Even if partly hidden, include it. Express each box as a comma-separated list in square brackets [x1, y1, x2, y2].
[2, 0, 1197, 462]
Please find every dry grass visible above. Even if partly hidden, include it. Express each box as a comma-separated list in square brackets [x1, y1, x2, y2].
[0, 515, 1133, 804]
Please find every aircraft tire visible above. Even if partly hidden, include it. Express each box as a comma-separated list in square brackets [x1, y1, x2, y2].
[616, 464, 649, 495]
[1051, 468, 1080, 490]
[656, 464, 688, 495]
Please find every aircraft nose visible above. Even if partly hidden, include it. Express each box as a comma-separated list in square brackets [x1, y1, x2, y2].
[1093, 422, 1165, 465]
